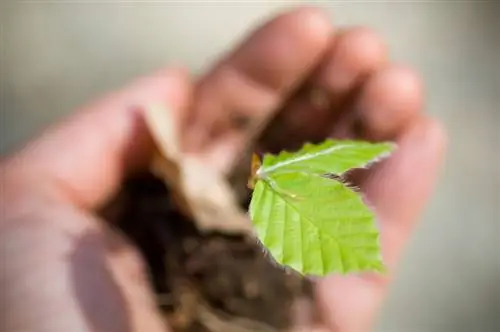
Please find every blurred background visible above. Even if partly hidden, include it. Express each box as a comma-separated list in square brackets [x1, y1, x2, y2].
[1, 1, 499, 331]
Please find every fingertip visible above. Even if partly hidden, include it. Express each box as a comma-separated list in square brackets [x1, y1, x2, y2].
[123, 66, 192, 110]
[363, 115, 447, 225]
[320, 26, 388, 91]
[422, 116, 448, 157]
[230, 5, 333, 92]
[287, 6, 333, 39]
[356, 64, 423, 140]
[273, 5, 333, 38]
[400, 115, 447, 158]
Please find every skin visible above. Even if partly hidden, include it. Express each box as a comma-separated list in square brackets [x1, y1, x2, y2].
[0, 7, 446, 332]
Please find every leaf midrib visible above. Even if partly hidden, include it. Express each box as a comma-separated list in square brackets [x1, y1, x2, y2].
[260, 143, 355, 175]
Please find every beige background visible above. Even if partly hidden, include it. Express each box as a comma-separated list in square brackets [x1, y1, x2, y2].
[1, 1, 499, 331]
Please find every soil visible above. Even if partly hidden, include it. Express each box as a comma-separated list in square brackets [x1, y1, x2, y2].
[112, 172, 317, 332]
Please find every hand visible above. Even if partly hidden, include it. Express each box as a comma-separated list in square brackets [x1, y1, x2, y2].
[0, 7, 446, 332]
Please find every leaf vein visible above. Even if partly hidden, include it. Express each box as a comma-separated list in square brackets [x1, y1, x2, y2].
[261, 144, 356, 174]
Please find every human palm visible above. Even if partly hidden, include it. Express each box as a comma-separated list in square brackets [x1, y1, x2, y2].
[0, 7, 445, 332]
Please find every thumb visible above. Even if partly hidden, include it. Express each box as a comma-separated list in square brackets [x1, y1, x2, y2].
[2, 68, 191, 210]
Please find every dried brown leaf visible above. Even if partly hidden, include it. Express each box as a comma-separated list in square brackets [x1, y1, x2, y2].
[144, 104, 253, 235]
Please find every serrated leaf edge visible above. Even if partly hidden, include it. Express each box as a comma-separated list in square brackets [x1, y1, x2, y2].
[254, 174, 383, 276]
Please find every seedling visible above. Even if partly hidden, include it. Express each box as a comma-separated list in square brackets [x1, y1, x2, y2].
[248, 139, 395, 277]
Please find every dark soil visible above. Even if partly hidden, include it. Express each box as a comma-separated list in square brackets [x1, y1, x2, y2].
[112, 172, 316, 332]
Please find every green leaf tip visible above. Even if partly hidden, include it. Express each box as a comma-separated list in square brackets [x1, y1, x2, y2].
[249, 139, 395, 277]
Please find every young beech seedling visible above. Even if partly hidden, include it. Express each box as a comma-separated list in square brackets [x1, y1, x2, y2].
[248, 139, 395, 277]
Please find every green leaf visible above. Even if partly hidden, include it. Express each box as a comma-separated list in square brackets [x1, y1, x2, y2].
[260, 139, 395, 176]
[249, 139, 394, 276]
[250, 172, 384, 276]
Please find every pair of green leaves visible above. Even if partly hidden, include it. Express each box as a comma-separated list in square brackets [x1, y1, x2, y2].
[248, 139, 395, 277]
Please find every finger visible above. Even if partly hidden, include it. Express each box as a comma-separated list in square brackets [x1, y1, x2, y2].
[315, 117, 447, 332]
[2, 68, 191, 209]
[334, 65, 423, 141]
[315, 27, 388, 111]
[185, 7, 333, 172]
[360, 117, 447, 259]
[262, 27, 387, 151]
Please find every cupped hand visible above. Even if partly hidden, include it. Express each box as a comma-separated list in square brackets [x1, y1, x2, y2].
[0, 7, 446, 332]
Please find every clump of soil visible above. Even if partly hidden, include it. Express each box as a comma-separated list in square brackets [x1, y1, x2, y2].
[113, 172, 317, 331]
